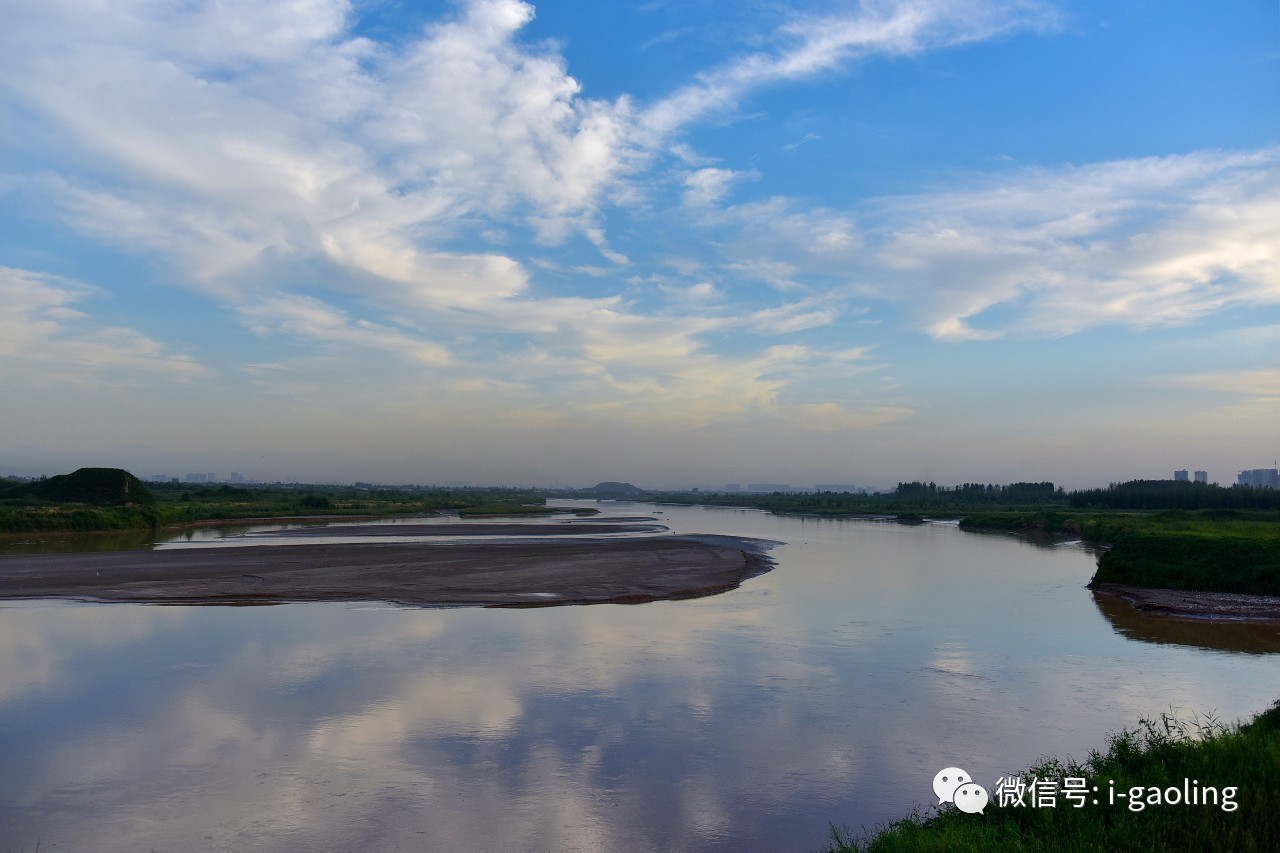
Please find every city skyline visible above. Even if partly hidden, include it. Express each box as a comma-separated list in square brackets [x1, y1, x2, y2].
[2, 1, 1278, 490]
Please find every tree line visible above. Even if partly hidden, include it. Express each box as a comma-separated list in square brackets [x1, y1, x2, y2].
[1069, 480, 1280, 510]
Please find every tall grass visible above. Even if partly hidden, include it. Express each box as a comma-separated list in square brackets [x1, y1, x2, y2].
[829, 702, 1280, 852]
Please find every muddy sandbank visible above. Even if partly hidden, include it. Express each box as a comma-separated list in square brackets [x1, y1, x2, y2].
[0, 535, 774, 608]
[1091, 588, 1280, 653]
[225, 521, 665, 538]
[1091, 582, 1280, 622]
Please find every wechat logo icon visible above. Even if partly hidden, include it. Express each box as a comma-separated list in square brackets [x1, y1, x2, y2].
[933, 767, 988, 814]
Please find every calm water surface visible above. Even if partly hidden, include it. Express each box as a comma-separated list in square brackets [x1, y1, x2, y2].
[1, 502, 1277, 851]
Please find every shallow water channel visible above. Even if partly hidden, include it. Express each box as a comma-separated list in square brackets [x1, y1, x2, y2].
[1, 501, 1277, 851]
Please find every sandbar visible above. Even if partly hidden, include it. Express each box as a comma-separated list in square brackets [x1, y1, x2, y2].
[1091, 583, 1280, 622]
[224, 521, 666, 538]
[0, 534, 774, 608]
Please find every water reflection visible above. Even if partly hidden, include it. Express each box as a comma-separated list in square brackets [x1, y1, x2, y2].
[1092, 590, 1280, 654]
[0, 528, 157, 554]
[1, 503, 1278, 852]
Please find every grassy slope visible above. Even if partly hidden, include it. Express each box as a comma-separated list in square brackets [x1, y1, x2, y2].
[831, 702, 1280, 852]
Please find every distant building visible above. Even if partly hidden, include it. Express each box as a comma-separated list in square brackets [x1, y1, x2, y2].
[1194, 470, 1208, 484]
[1238, 468, 1280, 489]
[184, 473, 207, 483]
[1174, 469, 1189, 482]
[746, 483, 799, 493]
[816, 484, 864, 493]
[723, 484, 741, 492]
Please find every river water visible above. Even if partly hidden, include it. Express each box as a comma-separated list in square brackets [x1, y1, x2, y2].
[1, 501, 1276, 851]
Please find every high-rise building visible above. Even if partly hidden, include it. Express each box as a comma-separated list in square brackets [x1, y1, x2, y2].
[1194, 470, 1208, 484]
[1174, 469, 1189, 482]
[1238, 468, 1280, 489]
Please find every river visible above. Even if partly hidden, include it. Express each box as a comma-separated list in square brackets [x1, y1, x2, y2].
[1, 501, 1276, 851]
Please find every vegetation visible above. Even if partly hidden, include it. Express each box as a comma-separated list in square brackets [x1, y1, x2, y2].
[1087, 510, 1280, 596]
[0, 504, 161, 533]
[0, 467, 154, 506]
[0, 469, 560, 533]
[641, 481, 1065, 516]
[829, 701, 1280, 852]
[1070, 480, 1280, 511]
[146, 481, 561, 525]
[0, 469, 159, 532]
[951, 508, 1280, 596]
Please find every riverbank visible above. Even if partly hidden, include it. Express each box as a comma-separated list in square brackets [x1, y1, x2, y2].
[830, 700, 1280, 852]
[0, 525, 773, 607]
[957, 509, 1280, 601]
[1092, 583, 1280, 621]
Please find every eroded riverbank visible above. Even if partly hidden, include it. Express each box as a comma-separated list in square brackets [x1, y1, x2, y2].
[1092, 582, 1280, 622]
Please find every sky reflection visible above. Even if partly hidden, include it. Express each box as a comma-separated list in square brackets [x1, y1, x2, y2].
[1, 504, 1277, 851]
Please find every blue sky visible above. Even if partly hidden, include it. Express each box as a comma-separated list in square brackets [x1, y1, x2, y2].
[1, 0, 1277, 489]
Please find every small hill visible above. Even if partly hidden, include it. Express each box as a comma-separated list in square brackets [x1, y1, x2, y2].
[2, 468, 155, 506]
[590, 481, 643, 496]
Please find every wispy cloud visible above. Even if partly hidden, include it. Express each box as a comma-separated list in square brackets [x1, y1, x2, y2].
[238, 294, 452, 365]
[682, 167, 757, 208]
[0, 267, 208, 379]
[743, 298, 840, 334]
[1159, 369, 1280, 404]
[638, 0, 1058, 138]
[869, 147, 1280, 340]
[782, 133, 821, 153]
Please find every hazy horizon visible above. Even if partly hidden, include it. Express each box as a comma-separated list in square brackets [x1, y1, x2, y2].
[2, 455, 1273, 494]
[3, 1, 1277, 492]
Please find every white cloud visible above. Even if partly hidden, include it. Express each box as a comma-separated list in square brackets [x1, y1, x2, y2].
[238, 294, 451, 365]
[744, 299, 839, 335]
[0, 0, 1067, 441]
[789, 402, 915, 431]
[639, 0, 1057, 137]
[0, 0, 1054, 316]
[682, 167, 756, 207]
[0, 267, 209, 379]
[1, 0, 631, 301]
[870, 148, 1280, 339]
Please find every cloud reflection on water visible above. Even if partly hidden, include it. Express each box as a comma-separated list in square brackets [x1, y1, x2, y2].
[1, 506, 1278, 851]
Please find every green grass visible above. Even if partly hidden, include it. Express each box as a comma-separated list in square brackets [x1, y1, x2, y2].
[957, 509, 1280, 596]
[830, 702, 1280, 852]
[0, 504, 159, 533]
[1086, 511, 1280, 596]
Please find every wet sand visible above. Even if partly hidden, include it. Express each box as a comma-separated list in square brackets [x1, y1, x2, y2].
[0, 534, 774, 608]
[1092, 583, 1280, 622]
[226, 521, 665, 538]
[1091, 589, 1280, 653]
